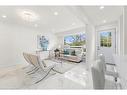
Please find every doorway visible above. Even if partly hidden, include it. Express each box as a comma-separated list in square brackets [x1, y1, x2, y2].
[96, 29, 116, 64]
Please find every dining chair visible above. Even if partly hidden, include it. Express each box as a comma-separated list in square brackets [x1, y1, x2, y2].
[98, 54, 119, 82]
[91, 59, 117, 89]
[91, 60, 105, 89]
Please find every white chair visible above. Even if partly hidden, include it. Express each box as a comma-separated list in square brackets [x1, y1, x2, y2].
[98, 54, 118, 82]
[113, 55, 127, 89]
[23, 52, 39, 74]
[23, 52, 57, 84]
[91, 59, 117, 89]
[91, 60, 105, 89]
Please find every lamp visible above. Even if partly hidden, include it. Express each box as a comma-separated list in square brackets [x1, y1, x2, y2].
[18, 9, 39, 22]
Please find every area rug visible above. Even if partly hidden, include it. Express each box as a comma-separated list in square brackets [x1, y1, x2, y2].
[44, 59, 78, 74]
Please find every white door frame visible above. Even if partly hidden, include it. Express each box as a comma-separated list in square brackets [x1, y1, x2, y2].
[95, 27, 118, 62]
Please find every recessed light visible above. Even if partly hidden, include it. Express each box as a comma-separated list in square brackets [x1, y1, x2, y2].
[100, 6, 104, 10]
[2, 15, 7, 18]
[103, 20, 106, 23]
[54, 12, 58, 16]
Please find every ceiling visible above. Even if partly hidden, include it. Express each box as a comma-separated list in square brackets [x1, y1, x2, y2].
[81, 6, 123, 26]
[0, 6, 85, 33]
[0, 6, 123, 33]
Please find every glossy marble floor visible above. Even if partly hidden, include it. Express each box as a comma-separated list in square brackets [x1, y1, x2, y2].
[0, 60, 116, 89]
[0, 60, 93, 89]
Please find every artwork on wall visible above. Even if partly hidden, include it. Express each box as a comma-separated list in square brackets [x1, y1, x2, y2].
[37, 35, 49, 51]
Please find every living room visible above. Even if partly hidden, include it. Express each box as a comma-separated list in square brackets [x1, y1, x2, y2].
[0, 6, 89, 89]
[0, 6, 127, 89]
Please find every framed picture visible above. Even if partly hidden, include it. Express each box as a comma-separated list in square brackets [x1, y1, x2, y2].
[37, 35, 49, 51]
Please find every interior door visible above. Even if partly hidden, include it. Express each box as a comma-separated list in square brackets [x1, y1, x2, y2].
[97, 29, 116, 64]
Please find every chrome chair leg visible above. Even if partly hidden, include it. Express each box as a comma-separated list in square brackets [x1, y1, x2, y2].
[28, 68, 40, 75]
[52, 68, 63, 74]
[26, 67, 38, 73]
[35, 68, 55, 84]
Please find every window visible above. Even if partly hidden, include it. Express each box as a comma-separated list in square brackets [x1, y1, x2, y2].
[64, 33, 86, 47]
[100, 32, 111, 47]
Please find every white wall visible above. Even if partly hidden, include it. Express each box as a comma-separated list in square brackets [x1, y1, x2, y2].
[0, 22, 57, 68]
[118, 15, 124, 55]
[119, 6, 127, 55]
[124, 7, 127, 55]
[85, 24, 96, 67]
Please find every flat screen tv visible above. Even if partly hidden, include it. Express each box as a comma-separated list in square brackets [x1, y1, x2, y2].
[64, 33, 86, 47]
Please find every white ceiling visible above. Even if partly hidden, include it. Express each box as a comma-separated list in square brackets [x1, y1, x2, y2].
[0, 6, 123, 33]
[81, 6, 123, 26]
[0, 6, 85, 33]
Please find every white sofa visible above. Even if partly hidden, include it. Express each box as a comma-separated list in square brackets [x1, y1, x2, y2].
[60, 48, 85, 63]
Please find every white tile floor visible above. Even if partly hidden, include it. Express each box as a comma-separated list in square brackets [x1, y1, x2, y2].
[0, 60, 116, 89]
[0, 60, 93, 89]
